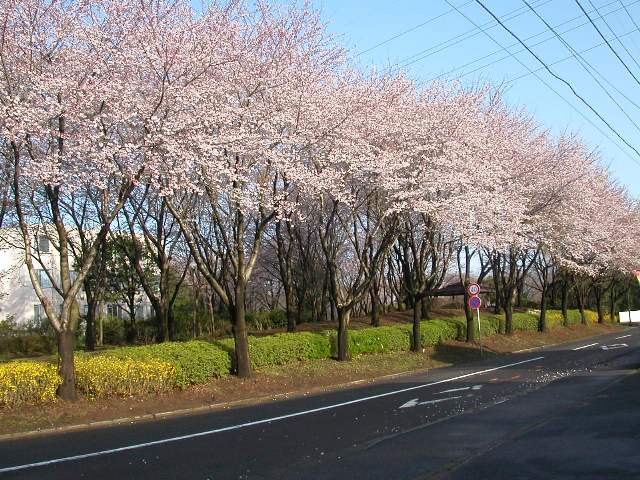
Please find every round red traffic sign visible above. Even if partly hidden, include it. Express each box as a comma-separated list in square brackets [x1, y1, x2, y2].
[468, 283, 480, 295]
[469, 295, 482, 309]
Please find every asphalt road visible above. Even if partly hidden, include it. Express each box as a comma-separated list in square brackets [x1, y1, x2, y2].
[1, 327, 640, 479]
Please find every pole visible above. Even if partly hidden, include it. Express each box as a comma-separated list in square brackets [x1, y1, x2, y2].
[477, 307, 483, 358]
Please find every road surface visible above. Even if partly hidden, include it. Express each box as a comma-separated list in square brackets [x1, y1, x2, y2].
[1, 327, 639, 479]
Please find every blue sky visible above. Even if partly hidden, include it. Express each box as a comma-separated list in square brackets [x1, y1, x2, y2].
[313, 0, 640, 197]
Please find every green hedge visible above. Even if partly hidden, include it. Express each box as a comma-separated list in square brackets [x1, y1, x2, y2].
[329, 325, 411, 357]
[0, 308, 606, 406]
[218, 332, 331, 369]
[419, 319, 463, 346]
[100, 340, 232, 388]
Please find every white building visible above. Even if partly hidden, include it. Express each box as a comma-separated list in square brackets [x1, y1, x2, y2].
[0, 228, 152, 326]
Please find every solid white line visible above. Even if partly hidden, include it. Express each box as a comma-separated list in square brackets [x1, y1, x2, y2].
[572, 342, 599, 351]
[0, 356, 544, 474]
[615, 334, 632, 339]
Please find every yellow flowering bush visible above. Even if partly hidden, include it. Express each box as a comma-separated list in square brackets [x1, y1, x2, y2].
[74, 355, 176, 398]
[0, 361, 61, 408]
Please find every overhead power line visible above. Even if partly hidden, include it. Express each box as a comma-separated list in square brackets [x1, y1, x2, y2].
[620, 0, 640, 34]
[575, 0, 640, 86]
[426, 0, 640, 83]
[355, 1, 474, 57]
[391, 0, 553, 72]
[504, 25, 640, 108]
[523, 0, 640, 134]
[445, 0, 640, 166]
[587, 0, 640, 72]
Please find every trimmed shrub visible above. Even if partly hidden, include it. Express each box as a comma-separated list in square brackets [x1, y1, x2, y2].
[0, 361, 61, 407]
[75, 355, 175, 397]
[512, 312, 539, 331]
[246, 310, 288, 330]
[218, 332, 331, 369]
[545, 310, 565, 328]
[330, 326, 410, 357]
[419, 319, 462, 347]
[100, 340, 232, 388]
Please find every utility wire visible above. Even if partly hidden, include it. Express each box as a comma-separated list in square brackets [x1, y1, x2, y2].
[356, 1, 474, 56]
[426, 0, 639, 83]
[391, 0, 553, 72]
[587, 0, 640, 72]
[505, 26, 640, 106]
[620, 0, 640, 33]
[523, 0, 640, 133]
[575, 0, 640, 86]
[447, 0, 640, 166]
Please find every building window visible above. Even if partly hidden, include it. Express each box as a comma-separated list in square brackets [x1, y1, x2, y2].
[34, 304, 44, 322]
[135, 304, 144, 319]
[37, 235, 50, 253]
[107, 304, 120, 319]
[37, 269, 52, 288]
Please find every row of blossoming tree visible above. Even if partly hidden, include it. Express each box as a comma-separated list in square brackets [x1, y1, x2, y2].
[1, 0, 639, 400]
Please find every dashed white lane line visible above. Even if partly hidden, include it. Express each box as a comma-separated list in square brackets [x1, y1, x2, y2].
[615, 334, 632, 339]
[400, 396, 462, 408]
[436, 386, 470, 395]
[572, 342, 599, 351]
[0, 356, 544, 474]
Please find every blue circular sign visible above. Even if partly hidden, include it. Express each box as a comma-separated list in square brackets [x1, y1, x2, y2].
[469, 295, 482, 309]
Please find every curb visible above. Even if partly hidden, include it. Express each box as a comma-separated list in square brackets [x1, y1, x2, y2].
[0, 366, 434, 442]
[0, 324, 628, 442]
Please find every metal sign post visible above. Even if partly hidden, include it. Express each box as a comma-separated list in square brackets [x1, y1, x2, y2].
[477, 306, 483, 358]
[468, 284, 483, 358]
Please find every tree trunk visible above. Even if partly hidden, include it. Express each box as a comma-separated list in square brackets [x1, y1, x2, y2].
[576, 291, 587, 325]
[85, 302, 96, 351]
[336, 308, 351, 361]
[609, 286, 616, 324]
[595, 287, 605, 323]
[208, 294, 216, 335]
[370, 288, 380, 327]
[561, 281, 569, 326]
[538, 285, 548, 333]
[492, 278, 501, 314]
[411, 298, 422, 352]
[516, 283, 523, 308]
[464, 290, 475, 342]
[504, 301, 514, 335]
[168, 308, 175, 341]
[421, 297, 431, 320]
[57, 329, 77, 401]
[232, 283, 252, 378]
[285, 288, 296, 333]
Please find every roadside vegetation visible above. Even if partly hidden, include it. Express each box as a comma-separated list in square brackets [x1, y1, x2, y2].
[0, 308, 615, 408]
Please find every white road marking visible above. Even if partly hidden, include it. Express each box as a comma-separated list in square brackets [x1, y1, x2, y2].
[400, 396, 462, 408]
[572, 343, 598, 350]
[0, 356, 544, 474]
[436, 386, 470, 394]
[436, 385, 483, 395]
[601, 343, 628, 350]
[615, 334, 631, 339]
